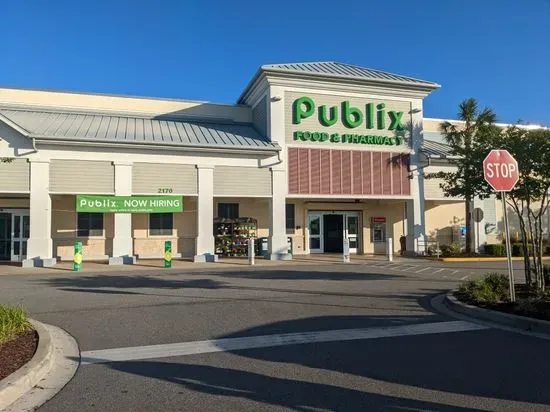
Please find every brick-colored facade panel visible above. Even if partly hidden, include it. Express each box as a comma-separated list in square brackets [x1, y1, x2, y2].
[288, 147, 410, 196]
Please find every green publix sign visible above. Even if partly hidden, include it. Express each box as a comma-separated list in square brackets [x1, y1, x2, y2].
[76, 195, 183, 213]
[293, 96, 405, 146]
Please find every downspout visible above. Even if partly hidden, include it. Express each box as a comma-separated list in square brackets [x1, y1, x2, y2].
[32, 137, 38, 153]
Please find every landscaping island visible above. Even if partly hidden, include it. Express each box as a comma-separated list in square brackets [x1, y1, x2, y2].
[0, 305, 37, 380]
[455, 273, 550, 321]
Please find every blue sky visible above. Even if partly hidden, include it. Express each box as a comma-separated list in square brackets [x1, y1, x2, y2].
[2, 0, 549, 125]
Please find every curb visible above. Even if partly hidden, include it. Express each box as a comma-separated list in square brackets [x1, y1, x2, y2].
[0, 319, 80, 411]
[0, 320, 54, 410]
[425, 256, 550, 262]
[444, 292, 550, 335]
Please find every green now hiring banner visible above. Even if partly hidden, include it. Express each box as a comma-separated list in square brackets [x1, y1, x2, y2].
[76, 195, 184, 213]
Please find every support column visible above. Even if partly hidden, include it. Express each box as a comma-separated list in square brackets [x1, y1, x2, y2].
[194, 165, 217, 262]
[267, 168, 291, 260]
[23, 160, 55, 267]
[406, 99, 426, 255]
[109, 161, 135, 265]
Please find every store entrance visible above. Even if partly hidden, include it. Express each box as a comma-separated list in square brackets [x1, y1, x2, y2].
[0, 213, 11, 261]
[323, 214, 343, 253]
[308, 211, 360, 254]
[0, 210, 29, 262]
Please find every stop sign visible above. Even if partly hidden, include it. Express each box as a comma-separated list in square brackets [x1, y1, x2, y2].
[483, 149, 519, 192]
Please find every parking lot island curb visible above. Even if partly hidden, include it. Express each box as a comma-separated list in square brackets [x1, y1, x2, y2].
[0, 319, 79, 411]
[445, 292, 550, 335]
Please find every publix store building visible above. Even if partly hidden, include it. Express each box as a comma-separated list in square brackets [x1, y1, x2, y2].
[0, 62, 500, 267]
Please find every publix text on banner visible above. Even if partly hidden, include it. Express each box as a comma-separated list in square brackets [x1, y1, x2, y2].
[76, 195, 184, 213]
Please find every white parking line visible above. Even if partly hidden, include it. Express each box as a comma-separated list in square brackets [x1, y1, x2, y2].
[80, 321, 488, 365]
[414, 267, 432, 273]
[433, 268, 446, 274]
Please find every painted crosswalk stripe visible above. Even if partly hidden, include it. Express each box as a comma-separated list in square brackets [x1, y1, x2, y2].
[80, 321, 488, 365]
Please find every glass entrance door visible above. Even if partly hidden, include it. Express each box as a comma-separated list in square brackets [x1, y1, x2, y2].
[11, 212, 29, 262]
[345, 213, 359, 254]
[0, 213, 10, 260]
[308, 213, 323, 253]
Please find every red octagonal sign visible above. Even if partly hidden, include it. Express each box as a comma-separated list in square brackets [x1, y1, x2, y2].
[483, 149, 519, 192]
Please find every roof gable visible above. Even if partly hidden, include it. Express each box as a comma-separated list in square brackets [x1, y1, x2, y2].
[238, 61, 440, 104]
[262, 61, 439, 87]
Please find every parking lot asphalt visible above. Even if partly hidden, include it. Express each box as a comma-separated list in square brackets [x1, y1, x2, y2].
[1, 258, 548, 411]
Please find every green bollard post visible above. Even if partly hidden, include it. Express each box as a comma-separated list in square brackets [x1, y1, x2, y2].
[164, 240, 172, 268]
[74, 241, 82, 272]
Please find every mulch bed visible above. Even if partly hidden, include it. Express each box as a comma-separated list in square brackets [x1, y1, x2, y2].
[0, 330, 38, 381]
[456, 285, 550, 321]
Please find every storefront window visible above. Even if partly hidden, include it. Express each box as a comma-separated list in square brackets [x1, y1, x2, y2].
[218, 203, 239, 219]
[77, 213, 104, 237]
[286, 204, 295, 234]
[149, 213, 173, 236]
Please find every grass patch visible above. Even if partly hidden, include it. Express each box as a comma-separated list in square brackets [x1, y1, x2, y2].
[0, 304, 33, 344]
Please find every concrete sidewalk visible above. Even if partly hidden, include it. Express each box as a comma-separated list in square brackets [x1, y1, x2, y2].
[0, 254, 411, 275]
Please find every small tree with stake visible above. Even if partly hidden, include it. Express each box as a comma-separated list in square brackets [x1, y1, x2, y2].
[479, 126, 550, 290]
[425, 98, 498, 254]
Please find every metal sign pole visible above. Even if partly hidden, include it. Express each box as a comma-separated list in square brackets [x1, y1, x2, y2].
[501, 192, 516, 302]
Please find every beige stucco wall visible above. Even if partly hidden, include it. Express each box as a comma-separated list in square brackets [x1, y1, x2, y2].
[423, 118, 443, 133]
[52, 195, 114, 260]
[0, 88, 252, 123]
[52, 195, 198, 259]
[133, 197, 197, 258]
[0, 198, 30, 208]
[425, 200, 465, 246]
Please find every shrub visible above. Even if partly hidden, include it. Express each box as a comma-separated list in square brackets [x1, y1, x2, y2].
[458, 273, 509, 304]
[440, 243, 461, 257]
[0, 305, 32, 344]
[544, 265, 550, 285]
[512, 243, 533, 257]
[484, 244, 506, 256]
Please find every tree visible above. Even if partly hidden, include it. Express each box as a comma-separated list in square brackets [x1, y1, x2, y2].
[479, 126, 550, 289]
[426, 98, 498, 254]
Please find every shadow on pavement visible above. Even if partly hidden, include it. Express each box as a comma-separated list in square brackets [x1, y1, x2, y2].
[37, 270, 406, 297]
[106, 361, 474, 411]
[211, 270, 404, 281]
[39, 275, 226, 290]
[211, 316, 550, 406]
